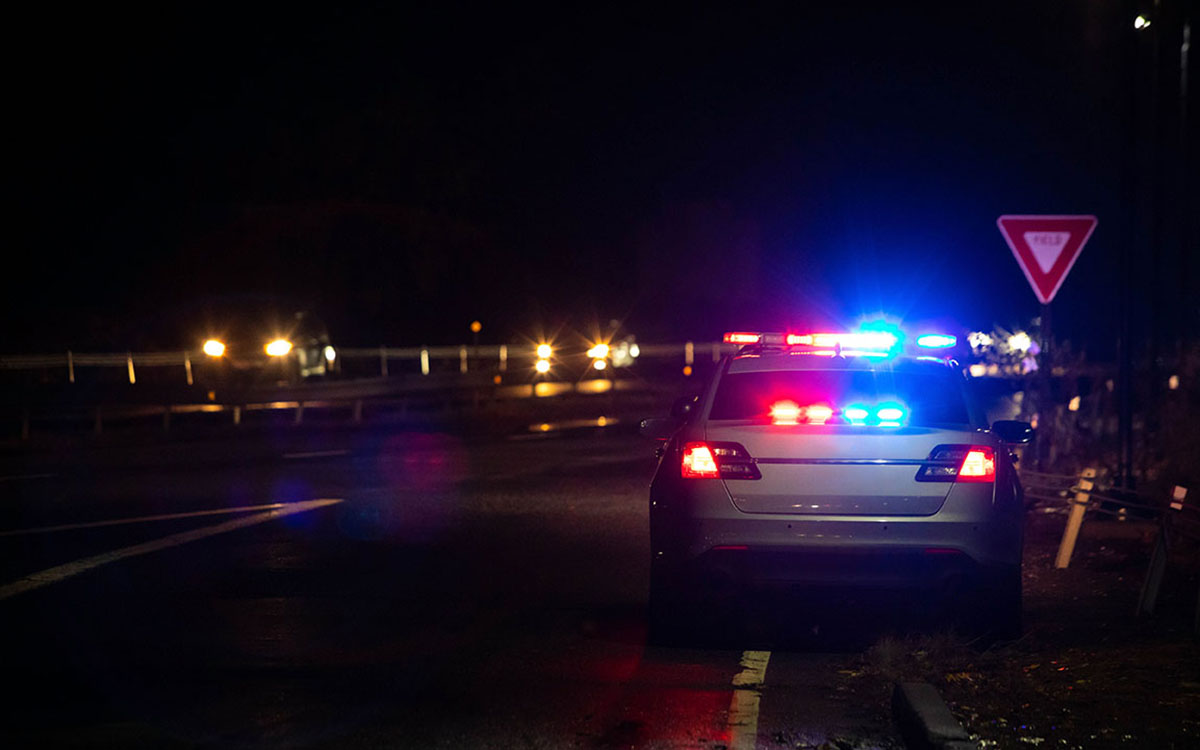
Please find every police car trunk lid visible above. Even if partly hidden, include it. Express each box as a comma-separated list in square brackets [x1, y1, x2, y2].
[706, 423, 976, 516]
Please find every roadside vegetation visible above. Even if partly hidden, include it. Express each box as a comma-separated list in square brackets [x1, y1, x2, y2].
[835, 512, 1199, 749]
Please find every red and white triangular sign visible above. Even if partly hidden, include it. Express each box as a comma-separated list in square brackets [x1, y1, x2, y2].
[997, 215, 1097, 304]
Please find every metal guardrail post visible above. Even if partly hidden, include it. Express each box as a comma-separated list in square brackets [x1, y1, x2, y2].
[499, 344, 507, 372]
[420, 349, 430, 376]
[67, 350, 75, 383]
[380, 346, 388, 377]
[126, 353, 136, 384]
[459, 346, 468, 374]
[1055, 467, 1096, 569]
[1138, 516, 1171, 617]
[294, 402, 304, 425]
[184, 353, 193, 386]
[1138, 486, 1188, 618]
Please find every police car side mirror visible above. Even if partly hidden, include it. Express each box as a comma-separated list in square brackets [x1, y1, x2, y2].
[640, 417, 679, 441]
[670, 394, 699, 420]
[993, 420, 1035, 444]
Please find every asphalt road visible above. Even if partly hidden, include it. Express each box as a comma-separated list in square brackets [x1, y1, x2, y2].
[0, 419, 903, 749]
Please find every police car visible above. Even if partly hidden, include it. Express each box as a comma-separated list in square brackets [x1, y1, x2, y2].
[640, 328, 1033, 641]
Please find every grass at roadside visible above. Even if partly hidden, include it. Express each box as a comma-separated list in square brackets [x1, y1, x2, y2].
[834, 514, 1200, 749]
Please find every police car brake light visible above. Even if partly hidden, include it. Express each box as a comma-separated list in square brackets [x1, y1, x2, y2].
[916, 445, 995, 482]
[681, 441, 761, 480]
[957, 447, 996, 481]
[681, 443, 719, 478]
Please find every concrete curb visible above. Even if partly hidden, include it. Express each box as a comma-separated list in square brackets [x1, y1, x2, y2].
[892, 682, 977, 750]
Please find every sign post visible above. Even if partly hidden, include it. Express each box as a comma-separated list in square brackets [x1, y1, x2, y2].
[998, 215, 1098, 469]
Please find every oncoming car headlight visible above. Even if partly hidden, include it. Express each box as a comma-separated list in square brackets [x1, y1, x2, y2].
[202, 339, 226, 357]
[265, 339, 293, 357]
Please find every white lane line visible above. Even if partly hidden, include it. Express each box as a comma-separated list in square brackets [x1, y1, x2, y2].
[0, 473, 56, 482]
[727, 650, 771, 750]
[0, 502, 300, 537]
[0, 498, 343, 601]
[283, 449, 351, 460]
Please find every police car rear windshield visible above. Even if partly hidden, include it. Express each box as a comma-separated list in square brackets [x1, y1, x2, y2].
[709, 369, 970, 425]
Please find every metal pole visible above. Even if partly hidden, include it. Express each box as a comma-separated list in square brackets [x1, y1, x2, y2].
[1119, 12, 1140, 489]
[1038, 303, 1053, 471]
[1180, 17, 1193, 347]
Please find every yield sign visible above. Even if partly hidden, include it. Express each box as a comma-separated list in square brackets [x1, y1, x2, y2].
[997, 215, 1098, 304]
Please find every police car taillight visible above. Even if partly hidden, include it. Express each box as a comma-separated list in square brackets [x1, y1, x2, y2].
[957, 447, 996, 482]
[681, 443, 719, 478]
[681, 441, 761, 480]
[916, 445, 995, 483]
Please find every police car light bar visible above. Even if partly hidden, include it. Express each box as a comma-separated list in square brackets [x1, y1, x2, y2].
[723, 332, 763, 344]
[725, 331, 899, 351]
[725, 329, 957, 358]
[916, 333, 957, 349]
[787, 332, 898, 350]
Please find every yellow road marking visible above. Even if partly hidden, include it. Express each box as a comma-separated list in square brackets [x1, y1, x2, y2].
[728, 650, 771, 750]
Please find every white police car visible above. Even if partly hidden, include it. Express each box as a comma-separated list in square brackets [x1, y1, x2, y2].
[640, 328, 1033, 641]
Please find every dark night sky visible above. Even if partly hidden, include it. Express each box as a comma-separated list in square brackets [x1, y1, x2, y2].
[6, 2, 1194, 353]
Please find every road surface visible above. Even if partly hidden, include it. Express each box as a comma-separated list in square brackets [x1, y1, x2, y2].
[0, 420, 902, 749]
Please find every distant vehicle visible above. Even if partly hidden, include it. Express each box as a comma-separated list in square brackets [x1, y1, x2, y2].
[640, 327, 1033, 642]
[174, 296, 339, 385]
[529, 334, 640, 379]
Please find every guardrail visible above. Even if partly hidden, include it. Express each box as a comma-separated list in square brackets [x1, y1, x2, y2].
[1025, 466, 1198, 634]
[1, 341, 738, 440]
[1137, 486, 1199, 635]
[0, 341, 737, 384]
